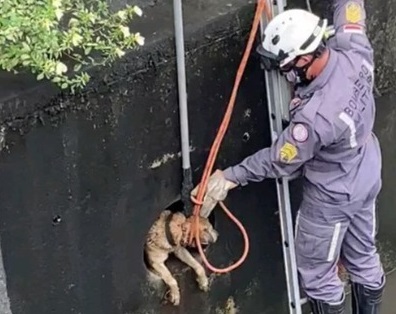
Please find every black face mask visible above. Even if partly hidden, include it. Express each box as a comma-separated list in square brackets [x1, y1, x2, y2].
[280, 43, 326, 87]
[293, 57, 316, 86]
[285, 43, 326, 87]
[281, 55, 317, 87]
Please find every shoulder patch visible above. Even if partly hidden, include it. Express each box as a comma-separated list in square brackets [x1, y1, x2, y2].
[345, 1, 362, 24]
[292, 123, 309, 143]
[280, 142, 298, 164]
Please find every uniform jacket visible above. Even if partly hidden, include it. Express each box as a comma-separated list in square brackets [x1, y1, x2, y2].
[223, 0, 381, 207]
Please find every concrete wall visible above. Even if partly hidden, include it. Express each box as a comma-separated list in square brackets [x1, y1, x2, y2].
[0, 1, 288, 313]
[0, 1, 394, 314]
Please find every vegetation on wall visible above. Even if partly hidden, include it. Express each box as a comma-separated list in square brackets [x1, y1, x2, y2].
[0, 0, 144, 92]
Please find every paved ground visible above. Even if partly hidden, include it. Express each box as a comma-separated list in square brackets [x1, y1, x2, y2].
[345, 270, 396, 314]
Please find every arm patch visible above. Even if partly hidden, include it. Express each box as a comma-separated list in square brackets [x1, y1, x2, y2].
[345, 1, 363, 24]
[279, 142, 298, 164]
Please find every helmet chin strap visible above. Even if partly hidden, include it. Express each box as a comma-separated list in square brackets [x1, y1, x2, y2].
[289, 42, 326, 87]
[293, 56, 317, 86]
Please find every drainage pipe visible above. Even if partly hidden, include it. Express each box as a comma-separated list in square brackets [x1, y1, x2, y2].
[173, 0, 193, 215]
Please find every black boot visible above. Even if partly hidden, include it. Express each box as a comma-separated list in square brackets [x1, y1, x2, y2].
[309, 294, 346, 314]
[351, 278, 385, 314]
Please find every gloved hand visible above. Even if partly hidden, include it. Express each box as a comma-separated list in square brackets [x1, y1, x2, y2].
[191, 169, 238, 218]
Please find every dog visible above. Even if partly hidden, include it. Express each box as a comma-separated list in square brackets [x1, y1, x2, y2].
[144, 209, 219, 306]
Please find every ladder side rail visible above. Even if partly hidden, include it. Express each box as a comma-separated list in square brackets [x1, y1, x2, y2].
[260, 1, 304, 312]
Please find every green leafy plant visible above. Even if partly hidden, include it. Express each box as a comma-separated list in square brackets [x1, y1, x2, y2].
[0, 0, 144, 93]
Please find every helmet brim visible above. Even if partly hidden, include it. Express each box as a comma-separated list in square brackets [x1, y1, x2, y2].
[255, 44, 283, 71]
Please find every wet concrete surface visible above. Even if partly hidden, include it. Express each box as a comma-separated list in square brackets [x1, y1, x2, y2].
[0, 2, 287, 312]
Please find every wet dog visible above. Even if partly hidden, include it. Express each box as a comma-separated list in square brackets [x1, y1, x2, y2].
[144, 210, 218, 306]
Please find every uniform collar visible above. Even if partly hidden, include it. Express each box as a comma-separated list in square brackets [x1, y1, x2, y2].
[296, 49, 337, 98]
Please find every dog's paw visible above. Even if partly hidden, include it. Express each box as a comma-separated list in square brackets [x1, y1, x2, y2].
[170, 290, 181, 306]
[197, 275, 209, 292]
[164, 289, 180, 306]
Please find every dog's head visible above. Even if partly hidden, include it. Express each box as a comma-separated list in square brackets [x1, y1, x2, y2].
[184, 216, 219, 247]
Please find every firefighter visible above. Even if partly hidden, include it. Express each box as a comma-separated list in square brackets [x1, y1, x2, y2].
[192, 1, 385, 313]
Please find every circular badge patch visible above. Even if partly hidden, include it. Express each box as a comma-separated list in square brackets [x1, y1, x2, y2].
[292, 124, 309, 143]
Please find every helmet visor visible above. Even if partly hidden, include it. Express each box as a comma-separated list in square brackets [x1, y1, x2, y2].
[256, 44, 282, 71]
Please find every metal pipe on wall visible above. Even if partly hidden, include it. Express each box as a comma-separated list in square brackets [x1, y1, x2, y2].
[173, 0, 193, 214]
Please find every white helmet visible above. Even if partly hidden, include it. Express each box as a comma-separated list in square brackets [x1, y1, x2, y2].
[257, 9, 328, 70]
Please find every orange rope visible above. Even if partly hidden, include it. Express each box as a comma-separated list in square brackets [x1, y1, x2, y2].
[189, 0, 272, 274]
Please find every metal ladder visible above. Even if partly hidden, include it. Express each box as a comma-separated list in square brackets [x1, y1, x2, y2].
[259, 1, 308, 313]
